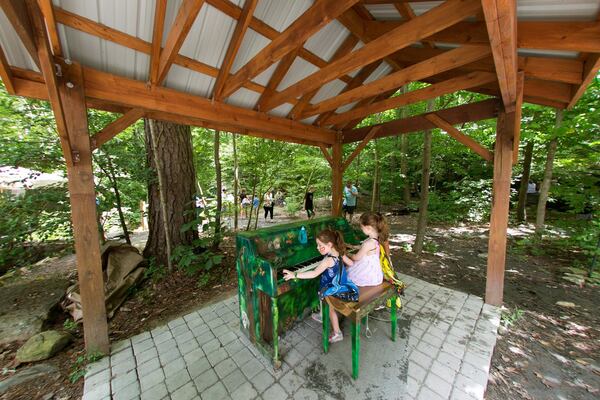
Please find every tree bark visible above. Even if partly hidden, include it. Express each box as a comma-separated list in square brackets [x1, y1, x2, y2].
[535, 109, 563, 234]
[399, 86, 411, 206]
[516, 141, 534, 222]
[414, 99, 436, 254]
[106, 155, 130, 244]
[213, 130, 222, 249]
[143, 119, 197, 268]
[232, 133, 239, 230]
[370, 140, 379, 211]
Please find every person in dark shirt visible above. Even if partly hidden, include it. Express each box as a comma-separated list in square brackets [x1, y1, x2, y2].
[304, 187, 315, 219]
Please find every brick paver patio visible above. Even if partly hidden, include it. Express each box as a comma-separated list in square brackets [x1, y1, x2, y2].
[83, 274, 500, 400]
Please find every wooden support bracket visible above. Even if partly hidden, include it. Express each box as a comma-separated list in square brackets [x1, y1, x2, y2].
[341, 126, 381, 172]
[91, 108, 145, 150]
[319, 144, 333, 167]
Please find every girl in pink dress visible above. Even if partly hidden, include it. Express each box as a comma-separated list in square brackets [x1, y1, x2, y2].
[347, 212, 389, 287]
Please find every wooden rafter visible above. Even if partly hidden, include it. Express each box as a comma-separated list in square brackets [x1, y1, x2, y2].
[299, 45, 492, 120]
[342, 126, 380, 171]
[512, 71, 525, 164]
[324, 71, 497, 126]
[0, 44, 15, 93]
[255, 46, 302, 112]
[425, 113, 493, 161]
[220, 0, 361, 99]
[37, 0, 61, 56]
[0, 0, 40, 68]
[148, 0, 167, 85]
[156, 0, 205, 85]
[342, 99, 500, 143]
[335, 89, 397, 130]
[568, 54, 600, 109]
[91, 108, 145, 150]
[260, 0, 482, 111]
[393, 2, 435, 48]
[481, 0, 518, 111]
[212, 0, 258, 100]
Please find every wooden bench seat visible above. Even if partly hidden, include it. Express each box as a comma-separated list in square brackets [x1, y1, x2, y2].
[321, 281, 399, 379]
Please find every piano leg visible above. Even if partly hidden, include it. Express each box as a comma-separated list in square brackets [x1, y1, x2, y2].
[322, 301, 330, 353]
[352, 320, 360, 379]
[271, 297, 281, 369]
[390, 295, 397, 342]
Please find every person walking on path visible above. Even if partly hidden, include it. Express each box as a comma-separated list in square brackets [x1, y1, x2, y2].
[343, 181, 358, 222]
[304, 187, 315, 219]
[263, 190, 274, 220]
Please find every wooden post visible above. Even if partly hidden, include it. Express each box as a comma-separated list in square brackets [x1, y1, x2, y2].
[58, 59, 109, 353]
[331, 135, 343, 216]
[485, 110, 515, 306]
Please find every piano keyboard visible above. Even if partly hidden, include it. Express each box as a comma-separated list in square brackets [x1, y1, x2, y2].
[276, 258, 321, 281]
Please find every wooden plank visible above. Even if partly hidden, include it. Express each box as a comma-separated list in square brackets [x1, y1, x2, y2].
[37, 0, 61, 56]
[205, 0, 354, 84]
[319, 145, 333, 167]
[512, 71, 525, 165]
[57, 58, 109, 353]
[299, 45, 491, 120]
[91, 108, 145, 149]
[342, 126, 380, 171]
[220, 0, 361, 98]
[486, 110, 515, 306]
[0, 44, 15, 93]
[156, 0, 205, 84]
[148, 0, 167, 84]
[26, 0, 71, 164]
[481, 0, 518, 110]
[393, 2, 435, 48]
[0, 0, 40, 68]
[343, 99, 500, 143]
[212, 0, 258, 100]
[261, 0, 482, 111]
[567, 54, 600, 109]
[425, 113, 493, 161]
[324, 71, 497, 126]
[255, 46, 302, 111]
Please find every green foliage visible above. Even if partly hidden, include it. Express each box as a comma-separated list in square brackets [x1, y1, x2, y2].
[501, 307, 524, 327]
[63, 319, 79, 333]
[422, 241, 438, 253]
[69, 351, 104, 383]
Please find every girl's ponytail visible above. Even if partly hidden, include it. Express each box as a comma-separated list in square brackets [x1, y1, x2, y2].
[375, 212, 389, 243]
[333, 230, 347, 256]
[316, 229, 347, 256]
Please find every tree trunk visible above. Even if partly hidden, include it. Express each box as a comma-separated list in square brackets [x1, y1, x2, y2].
[247, 176, 257, 231]
[213, 130, 222, 249]
[535, 109, 563, 234]
[143, 119, 197, 268]
[399, 86, 410, 206]
[106, 156, 131, 244]
[371, 140, 379, 211]
[516, 141, 534, 222]
[232, 133, 239, 230]
[414, 99, 436, 254]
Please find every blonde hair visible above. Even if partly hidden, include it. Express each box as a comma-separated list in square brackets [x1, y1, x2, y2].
[316, 229, 347, 256]
[359, 212, 389, 242]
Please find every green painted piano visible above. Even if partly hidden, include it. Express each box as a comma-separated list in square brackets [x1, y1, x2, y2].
[235, 216, 364, 367]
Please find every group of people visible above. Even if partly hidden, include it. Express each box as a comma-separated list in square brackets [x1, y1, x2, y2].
[283, 211, 390, 344]
[303, 181, 359, 222]
[238, 189, 282, 220]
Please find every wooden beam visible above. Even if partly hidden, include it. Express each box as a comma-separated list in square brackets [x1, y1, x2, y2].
[343, 99, 500, 143]
[319, 145, 333, 167]
[425, 113, 493, 161]
[212, 0, 258, 100]
[57, 59, 109, 353]
[220, 0, 361, 98]
[393, 2, 435, 48]
[205, 0, 353, 85]
[148, 0, 167, 84]
[567, 54, 600, 109]
[512, 71, 525, 164]
[0, 0, 39, 68]
[0, 44, 15, 93]
[261, 0, 482, 111]
[255, 46, 303, 112]
[91, 108, 145, 149]
[299, 45, 491, 120]
[486, 109, 515, 305]
[26, 0, 71, 164]
[342, 126, 380, 171]
[324, 71, 497, 126]
[156, 0, 205, 84]
[37, 0, 61, 56]
[481, 0, 518, 110]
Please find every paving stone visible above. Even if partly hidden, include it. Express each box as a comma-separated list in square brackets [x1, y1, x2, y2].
[222, 368, 246, 393]
[437, 351, 462, 372]
[463, 351, 491, 374]
[137, 357, 161, 378]
[112, 381, 140, 400]
[201, 381, 229, 400]
[168, 317, 186, 329]
[224, 339, 244, 355]
[175, 331, 195, 346]
[430, 360, 457, 384]
[139, 367, 165, 393]
[163, 357, 186, 378]
[85, 356, 110, 378]
[207, 318, 224, 329]
[424, 371, 453, 399]
[172, 323, 192, 337]
[194, 368, 219, 392]
[171, 380, 199, 400]
[421, 333, 444, 349]
[232, 347, 254, 367]
[140, 382, 168, 400]
[283, 348, 304, 368]
[85, 368, 110, 389]
[202, 338, 222, 355]
[195, 330, 216, 346]
[131, 331, 152, 344]
[187, 316, 205, 329]
[111, 348, 134, 364]
[183, 311, 201, 323]
[450, 387, 478, 400]
[230, 381, 258, 400]
[183, 348, 205, 365]
[262, 383, 287, 400]
[133, 338, 156, 355]
[83, 381, 110, 400]
[293, 387, 319, 400]
[136, 347, 159, 365]
[442, 341, 466, 359]
[188, 356, 211, 379]
[165, 368, 191, 393]
[111, 339, 132, 355]
[252, 369, 275, 394]
[207, 347, 228, 366]
[152, 330, 174, 346]
[151, 325, 170, 336]
[112, 359, 137, 377]
[417, 385, 445, 400]
[454, 373, 485, 399]
[112, 369, 138, 393]
[240, 358, 264, 380]
[159, 347, 181, 365]
[295, 340, 315, 356]
[407, 361, 427, 383]
[156, 338, 177, 354]
[460, 359, 489, 386]
[411, 349, 434, 370]
[218, 331, 238, 346]
[279, 370, 305, 394]
[215, 358, 237, 379]
[178, 337, 200, 354]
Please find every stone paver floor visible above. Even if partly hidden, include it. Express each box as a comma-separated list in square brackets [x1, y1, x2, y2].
[83, 274, 500, 400]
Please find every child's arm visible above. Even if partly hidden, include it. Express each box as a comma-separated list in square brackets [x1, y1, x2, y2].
[342, 254, 354, 267]
[283, 257, 333, 281]
[350, 239, 377, 261]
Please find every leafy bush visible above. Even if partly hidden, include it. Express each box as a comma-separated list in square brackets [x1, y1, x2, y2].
[428, 179, 494, 223]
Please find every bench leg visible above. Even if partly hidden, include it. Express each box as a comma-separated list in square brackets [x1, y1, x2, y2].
[351, 320, 360, 379]
[322, 300, 330, 353]
[390, 295, 397, 342]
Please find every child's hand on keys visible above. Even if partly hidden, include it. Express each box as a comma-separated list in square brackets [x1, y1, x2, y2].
[282, 269, 294, 281]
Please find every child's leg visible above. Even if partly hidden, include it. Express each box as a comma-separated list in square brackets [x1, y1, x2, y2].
[329, 307, 341, 334]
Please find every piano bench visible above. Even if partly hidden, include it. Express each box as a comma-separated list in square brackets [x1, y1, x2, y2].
[321, 281, 399, 379]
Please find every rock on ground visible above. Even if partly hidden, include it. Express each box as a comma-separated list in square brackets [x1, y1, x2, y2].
[16, 330, 73, 362]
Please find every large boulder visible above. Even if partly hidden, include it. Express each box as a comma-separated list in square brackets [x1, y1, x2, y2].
[16, 330, 73, 362]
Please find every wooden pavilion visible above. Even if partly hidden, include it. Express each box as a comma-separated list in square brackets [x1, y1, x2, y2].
[0, 0, 598, 353]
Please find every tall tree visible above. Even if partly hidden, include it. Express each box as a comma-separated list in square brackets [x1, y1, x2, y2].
[143, 119, 197, 267]
[414, 99, 436, 254]
[398, 86, 411, 206]
[536, 109, 563, 234]
[371, 139, 379, 211]
[516, 141, 534, 222]
[232, 133, 239, 230]
[213, 130, 222, 249]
